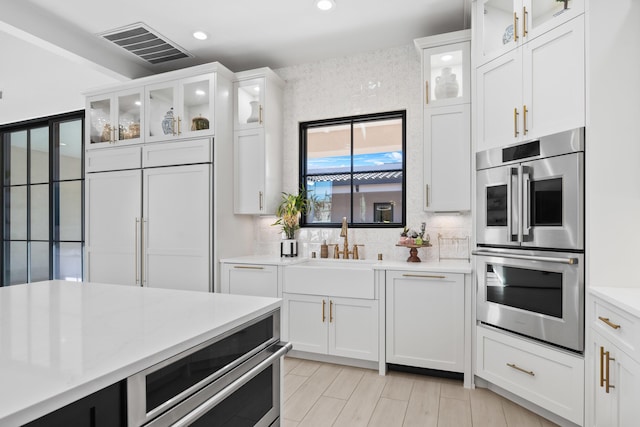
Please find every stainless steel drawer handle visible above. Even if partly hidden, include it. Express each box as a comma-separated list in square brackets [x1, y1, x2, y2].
[402, 274, 446, 279]
[598, 316, 621, 330]
[172, 342, 293, 427]
[472, 250, 578, 265]
[233, 266, 265, 270]
[507, 363, 535, 377]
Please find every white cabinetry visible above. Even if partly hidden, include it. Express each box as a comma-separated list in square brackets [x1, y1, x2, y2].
[386, 271, 464, 372]
[476, 325, 584, 425]
[85, 141, 212, 292]
[283, 293, 378, 362]
[476, 13, 585, 152]
[233, 68, 284, 215]
[220, 263, 279, 298]
[415, 31, 471, 212]
[145, 74, 215, 142]
[474, 0, 584, 66]
[86, 88, 143, 148]
[588, 292, 640, 427]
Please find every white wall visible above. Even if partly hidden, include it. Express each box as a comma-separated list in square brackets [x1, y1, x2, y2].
[586, 0, 640, 288]
[253, 44, 472, 262]
[0, 32, 120, 125]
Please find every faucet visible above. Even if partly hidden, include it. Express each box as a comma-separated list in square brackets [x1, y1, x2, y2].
[334, 217, 356, 259]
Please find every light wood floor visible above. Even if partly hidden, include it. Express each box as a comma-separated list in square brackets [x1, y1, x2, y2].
[282, 358, 559, 427]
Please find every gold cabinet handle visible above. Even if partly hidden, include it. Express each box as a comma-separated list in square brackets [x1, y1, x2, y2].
[507, 363, 535, 376]
[330, 300, 334, 323]
[233, 265, 264, 270]
[425, 81, 429, 105]
[259, 191, 264, 210]
[599, 316, 621, 330]
[177, 116, 182, 135]
[514, 107, 519, 137]
[259, 105, 263, 124]
[605, 350, 616, 393]
[600, 346, 606, 388]
[322, 299, 326, 322]
[425, 184, 429, 208]
[135, 218, 140, 284]
[402, 274, 446, 279]
[523, 105, 528, 135]
[523, 6, 528, 37]
[513, 12, 519, 42]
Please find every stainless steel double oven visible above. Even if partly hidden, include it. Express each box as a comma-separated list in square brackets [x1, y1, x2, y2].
[475, 128, 585, 352]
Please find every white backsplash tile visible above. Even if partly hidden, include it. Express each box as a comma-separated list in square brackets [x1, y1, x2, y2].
[252, 44, 471, 262]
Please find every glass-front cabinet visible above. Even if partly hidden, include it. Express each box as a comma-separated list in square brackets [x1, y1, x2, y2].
[234, 77, 265, 130]
[145, 75, 215, 142]
[475, 0, 584, 65]
[87, 88, 143, 148]
[423, 41, 470, 107]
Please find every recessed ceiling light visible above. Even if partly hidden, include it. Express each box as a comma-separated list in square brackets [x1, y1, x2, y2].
[316, 0, 336, 11]
[195, 89, 206, 96]
[441, 54, 453, 62]
[193, 31, 208, 40]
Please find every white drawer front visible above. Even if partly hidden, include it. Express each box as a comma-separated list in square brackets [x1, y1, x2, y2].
[143, 138, 212, 167]
[593, 298, 640, 358]
[86, 146, 141, 172]
[283, 265, 375, 299]
[476, 326, 584, 425]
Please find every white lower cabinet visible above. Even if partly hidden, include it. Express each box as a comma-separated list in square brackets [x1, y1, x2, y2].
[220, 263, 279, 298]
[589, 293, 640, 427]
[476, 325, 584, 425]
[283, 293, 378, 362]
[386, 271, 464, 372]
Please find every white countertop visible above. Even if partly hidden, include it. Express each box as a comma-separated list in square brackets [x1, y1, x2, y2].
[590, 286, 640, 319]
[0, 280, 281, 426]
[220, 255, 472, 274]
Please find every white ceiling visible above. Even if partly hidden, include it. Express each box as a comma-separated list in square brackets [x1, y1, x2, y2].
[0, 0, 471, 79]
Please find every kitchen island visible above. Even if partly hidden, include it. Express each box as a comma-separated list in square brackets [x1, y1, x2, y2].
[0, 280, 283, 426]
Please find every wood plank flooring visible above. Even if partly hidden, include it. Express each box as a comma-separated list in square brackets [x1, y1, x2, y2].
[283, 358, 559, 427]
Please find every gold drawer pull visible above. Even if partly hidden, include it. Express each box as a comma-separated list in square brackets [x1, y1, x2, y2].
[507, 363, 535, 376]
[233, 266, 265, 270]
[599, 316, 621, 330]
[402, 274, 446, 279]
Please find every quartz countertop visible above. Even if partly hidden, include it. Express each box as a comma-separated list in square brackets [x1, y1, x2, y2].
[590, 286, 640, 319]
[0, 280, 281, 426]
[220, 255, 472, 274]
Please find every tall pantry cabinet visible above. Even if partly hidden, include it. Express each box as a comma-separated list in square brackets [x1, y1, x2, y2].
[84, 63, 253, 292]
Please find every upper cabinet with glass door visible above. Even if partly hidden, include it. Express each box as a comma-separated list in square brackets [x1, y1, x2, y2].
[419, 40, 471, 108]
[475, 0, 584, 66]
[234, 77, 266, 131]
[86, 88, 144, 149]
[145, 74, 215, 142]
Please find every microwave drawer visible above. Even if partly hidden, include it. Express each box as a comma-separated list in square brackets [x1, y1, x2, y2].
[592, 298, 640, 357]
[476, 326, 584, 425]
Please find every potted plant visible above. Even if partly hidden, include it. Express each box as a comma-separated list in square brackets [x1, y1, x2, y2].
[272, 188, 313, 257]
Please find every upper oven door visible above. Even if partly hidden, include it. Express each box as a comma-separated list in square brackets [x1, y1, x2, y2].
[476, 164, 520, 247]
[520, 152, 584, 250]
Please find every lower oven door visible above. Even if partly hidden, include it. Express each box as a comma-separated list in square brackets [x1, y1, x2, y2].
[474, 249, 584, 352]
[146, 342, 292, 427]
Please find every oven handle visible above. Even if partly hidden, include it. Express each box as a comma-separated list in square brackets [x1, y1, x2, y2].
[508, 167, 519, 243]
[171, 342, 293, 427]
[521, 165, 531, 240]
[472, 250, 579, 265]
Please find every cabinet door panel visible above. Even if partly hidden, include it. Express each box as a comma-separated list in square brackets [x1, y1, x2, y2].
[386, 272, 464, 372]
[234, 129, 265, 214]
[617, 350, 640, 427]
[226, 265, 278, 297]
[476, 50, 523, 151]
[283, 294, 328, 354]
[424, 104, 470, 211]
[524, 15, 584, 139]
[329, 298, 378, 361]
[143, 164, 211, 292]
[85, 170, 141, 285]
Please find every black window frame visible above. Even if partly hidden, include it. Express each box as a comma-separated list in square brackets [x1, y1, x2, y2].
[299, 110, 406, 229]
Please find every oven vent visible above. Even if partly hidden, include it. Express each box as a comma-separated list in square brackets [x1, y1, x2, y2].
[99, 23, 192, 65]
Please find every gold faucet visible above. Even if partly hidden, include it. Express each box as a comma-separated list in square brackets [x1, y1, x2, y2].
[334, 217, 354, 259]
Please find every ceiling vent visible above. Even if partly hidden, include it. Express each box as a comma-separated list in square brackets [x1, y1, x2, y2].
[99, 23, 192, 65]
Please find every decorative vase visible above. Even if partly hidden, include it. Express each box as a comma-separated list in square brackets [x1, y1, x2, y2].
[162, 108, 175, 135]
[191, 115, 209, 131]
[246, 101, 260, 123]
[434, 67, 459, 99]
[280, 239, 298, 257]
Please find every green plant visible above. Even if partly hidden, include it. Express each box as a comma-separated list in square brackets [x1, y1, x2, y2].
[272, 188, 313, 239]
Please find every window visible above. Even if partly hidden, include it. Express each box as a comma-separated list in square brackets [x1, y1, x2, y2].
[300, 111, 405, 227]
[1, 111, 84, 286]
